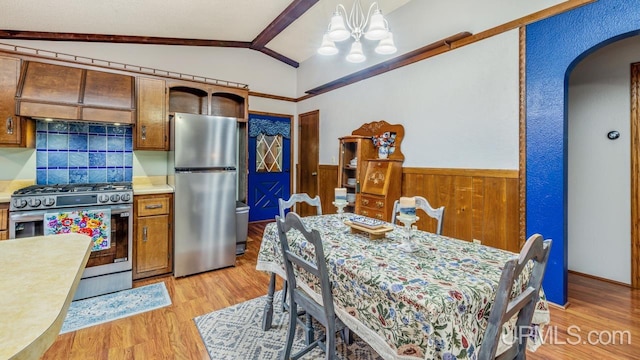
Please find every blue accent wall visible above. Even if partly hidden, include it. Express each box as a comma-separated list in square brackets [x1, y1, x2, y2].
[36, 120, 133, 185]
[526, 0, 640, 305]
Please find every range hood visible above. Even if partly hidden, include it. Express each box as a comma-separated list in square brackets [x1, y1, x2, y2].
[15, 61, 136, 124]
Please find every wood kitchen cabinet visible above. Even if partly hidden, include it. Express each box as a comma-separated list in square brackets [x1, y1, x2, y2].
[133, 194, 173, 280]
[0, 56, 33, 147]
[135, 77, 167, 150]
[0, 203, 8, 240]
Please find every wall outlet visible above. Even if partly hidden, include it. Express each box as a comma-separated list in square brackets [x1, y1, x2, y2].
[332, 156, 336, 164]
[473, 239, 482, 244]
[411, 225, 418, 230]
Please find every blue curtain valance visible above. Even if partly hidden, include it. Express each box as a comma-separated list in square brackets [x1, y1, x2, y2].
[249, 118, 290, 139]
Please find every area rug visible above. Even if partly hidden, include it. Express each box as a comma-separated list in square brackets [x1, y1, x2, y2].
[194, 291, 383, 360]
[60, 282, 171, 334]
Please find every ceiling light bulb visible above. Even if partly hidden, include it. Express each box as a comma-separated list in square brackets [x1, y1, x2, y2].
[375, 32, 397, 55]
[318, 34, 339, 56]
[346, 40, 366, 63]
[364, 10, 388, 40]
[328, 12, 350, 42]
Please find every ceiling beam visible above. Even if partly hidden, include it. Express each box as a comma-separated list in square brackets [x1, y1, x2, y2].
[251, 0, 319, 49]
[0, 30, 252, 48]
[258, 47, 299, 68]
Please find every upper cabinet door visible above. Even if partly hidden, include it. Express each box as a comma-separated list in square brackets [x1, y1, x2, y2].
[0, 56, 23, 146]
[135, 77, 167, 150]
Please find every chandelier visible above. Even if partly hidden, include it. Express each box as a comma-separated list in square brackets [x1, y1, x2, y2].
[318, 0, 397, 63]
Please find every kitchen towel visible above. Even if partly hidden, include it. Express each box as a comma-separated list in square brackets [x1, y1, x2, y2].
[44, 209, 111, 251]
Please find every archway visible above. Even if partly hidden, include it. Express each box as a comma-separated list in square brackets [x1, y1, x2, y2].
[525, 0, 640, 305]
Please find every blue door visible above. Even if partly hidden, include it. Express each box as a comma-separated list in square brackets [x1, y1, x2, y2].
[248, 114, 291, 222]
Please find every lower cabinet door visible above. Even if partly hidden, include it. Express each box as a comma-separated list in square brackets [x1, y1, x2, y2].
[134, 214, 172, 279]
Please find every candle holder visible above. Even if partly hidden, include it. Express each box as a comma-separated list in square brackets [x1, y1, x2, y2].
[333, 200, 349, 232]
[397, 214, 419, 252]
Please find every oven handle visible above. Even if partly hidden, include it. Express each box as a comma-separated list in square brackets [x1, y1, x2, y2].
[10, 204, 133, 222]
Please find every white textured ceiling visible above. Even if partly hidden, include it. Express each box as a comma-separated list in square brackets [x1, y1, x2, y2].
[0, 0, 411, 64]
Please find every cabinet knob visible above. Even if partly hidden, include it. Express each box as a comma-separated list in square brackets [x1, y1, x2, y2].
[143, 226, 148, 241]
[375, 213, 383, 220]
[6, 116, 13, 135]
[141, 125, 147, 140]
[362, 210, 368, 216]
[376, 201, 384, 208]
[311, 172, 317, 176]
[145, 204, 163, 210]
[362, 199, 369, 206]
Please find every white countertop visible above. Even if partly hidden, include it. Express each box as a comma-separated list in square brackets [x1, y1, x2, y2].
[0, 234, 92, 360]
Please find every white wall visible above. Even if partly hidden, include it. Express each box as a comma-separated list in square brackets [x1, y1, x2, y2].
[297, 29, 521, 168]
[567, 35, 640, 285]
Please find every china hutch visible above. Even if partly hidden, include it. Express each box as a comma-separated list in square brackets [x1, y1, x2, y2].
[338, 121, 405, 221]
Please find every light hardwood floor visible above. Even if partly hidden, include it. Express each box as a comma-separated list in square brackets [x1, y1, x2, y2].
[42, 222, 640, 359]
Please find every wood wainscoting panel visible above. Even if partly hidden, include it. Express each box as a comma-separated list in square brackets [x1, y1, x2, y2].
[317, 165, 519, 252]
[318, 165, 338, 215]
[402, 168, 520, 252]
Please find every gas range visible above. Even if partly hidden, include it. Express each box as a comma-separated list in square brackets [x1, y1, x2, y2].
[10, 182, 133, 211]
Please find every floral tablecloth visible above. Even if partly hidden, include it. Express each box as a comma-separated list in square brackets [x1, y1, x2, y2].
[256, 214, 550, 360]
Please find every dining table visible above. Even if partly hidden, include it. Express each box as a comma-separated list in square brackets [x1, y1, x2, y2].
[256, 214, 550, 360]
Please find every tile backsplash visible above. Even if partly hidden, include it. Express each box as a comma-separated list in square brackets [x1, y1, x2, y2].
[36, 120, 133, 185]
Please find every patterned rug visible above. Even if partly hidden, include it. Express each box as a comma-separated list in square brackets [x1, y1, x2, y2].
[60, 282, 171, 334]
[194, 291, 383, 360]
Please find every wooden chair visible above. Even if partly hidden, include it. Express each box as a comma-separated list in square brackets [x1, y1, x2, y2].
[278, 193, 322, 219]
[477, 234, 552, 360]
[278, 193, 323, 313]
[276, 212, 348, 360]
[391, 196, 445, 235]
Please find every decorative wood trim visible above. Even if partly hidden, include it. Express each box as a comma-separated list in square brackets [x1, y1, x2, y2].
[0, 30, 253, 48]
[255, 47, 299, 68]
[450, 0, 596, 50]
[351, 120, 405, 161]
[402, 167, 518, 178]
[305, 32, 472, 96]
[519, 26, 527, 249]
[631, 62, 640, 289]
[249, 91, 297, 102]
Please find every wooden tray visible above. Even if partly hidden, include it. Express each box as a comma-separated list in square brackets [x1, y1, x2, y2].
[344, 221, 394, 240]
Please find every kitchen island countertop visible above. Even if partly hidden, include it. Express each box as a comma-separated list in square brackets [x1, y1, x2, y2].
[0, 234, 92, 360]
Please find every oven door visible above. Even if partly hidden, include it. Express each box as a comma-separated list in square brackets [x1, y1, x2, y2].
[9, 204, 133, 277]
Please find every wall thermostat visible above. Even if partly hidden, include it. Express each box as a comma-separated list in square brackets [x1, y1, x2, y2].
[607, 130, 620, 140]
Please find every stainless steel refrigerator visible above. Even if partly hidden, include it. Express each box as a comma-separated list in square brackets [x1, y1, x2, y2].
[168, 112, 237, 277]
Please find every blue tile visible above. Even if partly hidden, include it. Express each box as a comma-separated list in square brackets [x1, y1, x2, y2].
[89, 152, 106, 167]
[36, 120, 48, 131]
[125, 127, 133, 136]
[69, 123, 88, 134]
[107, 168, 124, 182]
[48, 169, 68, 184]
[36, 169, 47, 185]
[107, 152, 124, 167]
[48, 151, 68, 168]
[89, 169, 107, 183]
[36, 150, 47, 168]
[48, 134, 68, 150]
[48, 121, 68, 133]
[88, 135, 106, 151]
[107, 136, 124, 151]
[69, 152, 88, 168]
[69, 134, 88, 151]
[124, 167, 133, 181]
[125, 137, 133, 151]
[107, 125, 127, 135]
[124, 152, 133, 167]
[36, 133, 47, 150]
[89, 125, 107, 134]
[69, 169, 88, 184]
